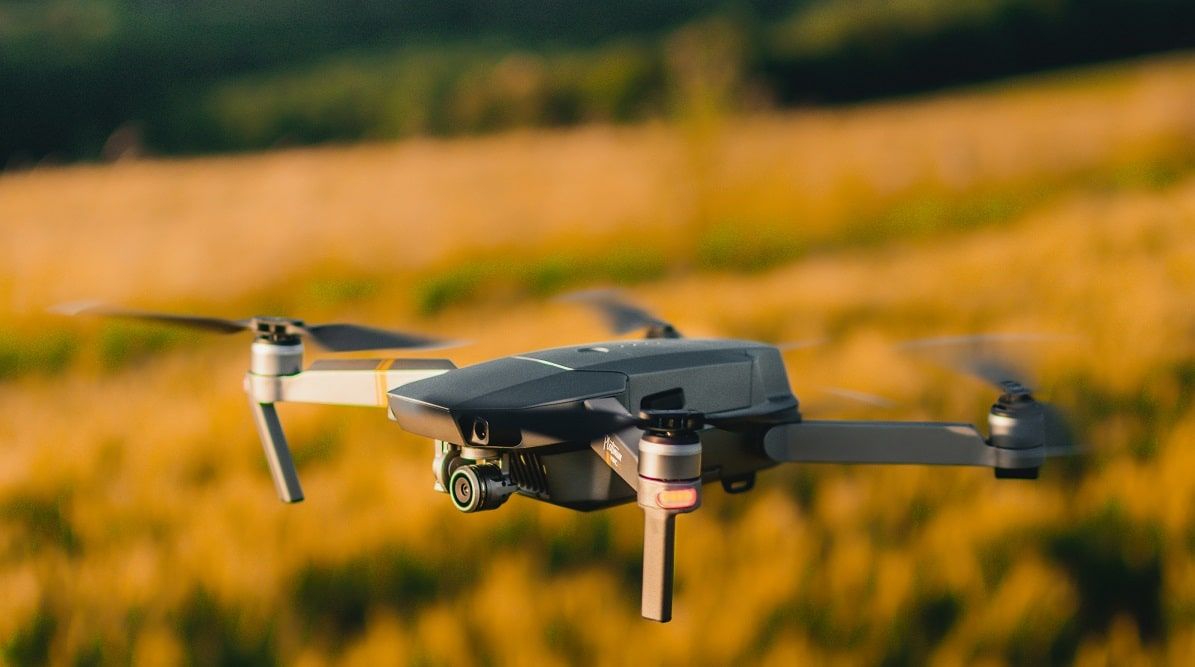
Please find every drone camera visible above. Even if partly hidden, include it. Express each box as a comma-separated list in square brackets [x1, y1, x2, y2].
[449, 463, 517, 513]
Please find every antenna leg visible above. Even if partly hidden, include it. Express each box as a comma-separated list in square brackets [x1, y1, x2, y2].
[248, 399, 304, 503]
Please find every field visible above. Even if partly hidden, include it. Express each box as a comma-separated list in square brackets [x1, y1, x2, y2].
[2, 52, 1195, 664]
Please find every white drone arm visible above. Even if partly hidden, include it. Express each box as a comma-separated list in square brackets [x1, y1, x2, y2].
[244, 353, 455, 503]
[245, 358, 455, 407]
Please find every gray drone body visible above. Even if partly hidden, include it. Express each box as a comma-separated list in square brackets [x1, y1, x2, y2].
[58, 294, 1074, 623]
[388, 339, 794, 510]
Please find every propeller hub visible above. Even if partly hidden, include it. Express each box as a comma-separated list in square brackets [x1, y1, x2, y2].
[645, 323, 682, 339]
[637, 409, 704, 436]
[250, 317, 303, 344]
[993, 381, 1036, 412]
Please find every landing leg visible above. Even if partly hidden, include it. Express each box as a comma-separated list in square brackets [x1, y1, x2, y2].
[641, 508, 678, 622]
[248, 399, 304, 503]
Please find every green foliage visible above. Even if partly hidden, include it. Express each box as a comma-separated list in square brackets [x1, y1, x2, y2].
[0, 329, 77, 380]
[97, 323, 194, 371]
[696, 220, 804, 271]
[1046, 502, 1165, 641]
[0, 0, 736, 161]
[177, 588, 278, 667]
[291, 547, 460, 641]
[545, 514, 614, 573]
[304, 275, 380, 307]
[841, 191, 1032, 248]
[544, 617, 591, 665]
[3, 609, 55, 667]
[881, 589, 965, 666]
[0, 489, 79, 556]
[159, 41, 667, 152]
[415, 247, 667, 314]
[763, 0, 1195, 103]
[414, 264, 495, 316]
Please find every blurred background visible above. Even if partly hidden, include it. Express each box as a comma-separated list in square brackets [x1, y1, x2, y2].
[2, 0, 1195, 664]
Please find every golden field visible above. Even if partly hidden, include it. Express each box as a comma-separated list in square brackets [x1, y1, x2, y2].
[2, 52, 1195, 665]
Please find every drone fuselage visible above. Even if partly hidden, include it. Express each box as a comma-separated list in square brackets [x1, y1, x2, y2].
[387, 339, 798, 510]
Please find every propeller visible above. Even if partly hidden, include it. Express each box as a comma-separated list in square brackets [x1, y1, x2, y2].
[898, 333, 1074, 388]
[560, 290, 681, 339]
[898, 332, 1081, 454]
[52, 301, 452, 352]
[815, 386, 897, 409]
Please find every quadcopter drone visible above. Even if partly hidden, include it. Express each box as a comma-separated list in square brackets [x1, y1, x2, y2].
[57, 293, 1076, 623]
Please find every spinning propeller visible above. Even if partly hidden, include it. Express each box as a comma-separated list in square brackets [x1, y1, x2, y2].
[561, 289, 682, 338]
[54, 301, 456, 504]
[899, 332, 1082, 458]
[52, 301, 450, 352]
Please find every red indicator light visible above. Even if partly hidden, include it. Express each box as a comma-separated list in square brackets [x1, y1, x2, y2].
[656, 487, 698, 509]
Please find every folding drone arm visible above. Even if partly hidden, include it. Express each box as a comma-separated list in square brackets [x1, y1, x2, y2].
[243, 347, 455, 503]
[763, 419, 1046, 471]
[245, 358, 455, 407]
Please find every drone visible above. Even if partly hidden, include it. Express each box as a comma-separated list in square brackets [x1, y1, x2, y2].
[56, 292, 1077, 623]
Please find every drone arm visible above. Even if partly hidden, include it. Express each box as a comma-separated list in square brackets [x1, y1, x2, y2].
[763, 420, 1044, 469]
[245, 358, 455, 407]
[244, 358, 456, 503]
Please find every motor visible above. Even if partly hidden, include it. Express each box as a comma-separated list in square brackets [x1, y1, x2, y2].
[987, 381, 1045, 479]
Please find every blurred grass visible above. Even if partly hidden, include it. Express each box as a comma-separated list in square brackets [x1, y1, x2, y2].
[412, 146, 1195, 313]
[414, 247, 667, 315]
[0, 329, 76, 380]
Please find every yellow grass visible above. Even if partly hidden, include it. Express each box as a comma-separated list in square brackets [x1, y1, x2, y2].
[2, 52, 1195, 665]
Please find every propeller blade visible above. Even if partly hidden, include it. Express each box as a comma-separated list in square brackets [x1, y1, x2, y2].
[899, 332, 1088, 457]
[816, 386, 897, 409]
[52, 301, 249, 334]
[299, 323, 449, 352]
[897, 332, 1075, 390]
[560, 289, 681, 338]
[1042, 403, 1079, 452]
[53, 302, 453, 351]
